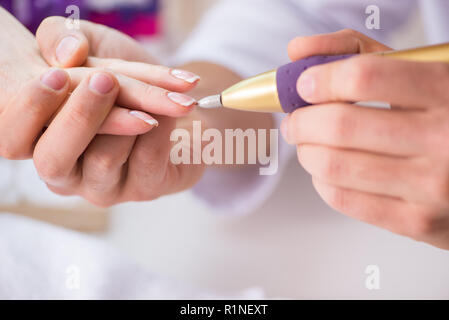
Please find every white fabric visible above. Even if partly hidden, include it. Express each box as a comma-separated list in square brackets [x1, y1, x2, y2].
[0, 158, 87, 207]
[173, 0, 449, 215]
[0, 213, 265, 299]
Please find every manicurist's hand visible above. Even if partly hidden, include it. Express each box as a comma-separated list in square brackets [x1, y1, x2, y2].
[32, 16, 205, 207]
[282, 29, 449, 250]
[0, 8, 198, 160]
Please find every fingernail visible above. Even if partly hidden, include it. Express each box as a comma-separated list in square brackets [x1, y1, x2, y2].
[56, 36, 80, 65]
[280, 114, 291, 143]
[171, 69, 201, 84]
[129, 111, 159, 127]
[168, 92, 196, 107]
[298, 72, 316, 101]
[89, 73, 115, 94]
[41, 68, 68, 91]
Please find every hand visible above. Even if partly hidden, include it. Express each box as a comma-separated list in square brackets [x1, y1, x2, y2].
[32, 17, 205, 206]
[0, 9, 197, 160]
[282, 29, 449, 250]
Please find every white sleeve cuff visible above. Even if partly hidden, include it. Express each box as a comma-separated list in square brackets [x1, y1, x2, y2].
[191, 114, 294, 215]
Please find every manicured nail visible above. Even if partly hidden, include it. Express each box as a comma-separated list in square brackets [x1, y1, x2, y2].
[171, 69, 201, 84]
[41, 68, 68, 91]
[167, 92, 196, 107]
[298, 72, 316, 101]
[129, 111, 159, 127]
[280, 114, 291, 143]
[56, 36, 80, 65]
[89, 73, 115, 94]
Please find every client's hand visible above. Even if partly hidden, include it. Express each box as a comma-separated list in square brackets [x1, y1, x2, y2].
[282, 29, 449, 250]
[0, 9, 198, 161]
[32, 16, 205, 207]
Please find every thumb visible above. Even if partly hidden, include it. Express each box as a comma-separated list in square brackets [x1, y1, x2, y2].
[36, 16, 89, 68]
[287, 29, 392, 62]
[37, 16, 157, 66]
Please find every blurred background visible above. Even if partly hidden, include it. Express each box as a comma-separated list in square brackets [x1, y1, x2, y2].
[1, 0, 449, 299]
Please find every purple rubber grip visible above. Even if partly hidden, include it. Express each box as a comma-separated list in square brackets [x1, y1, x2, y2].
[276, 54, 354, 113]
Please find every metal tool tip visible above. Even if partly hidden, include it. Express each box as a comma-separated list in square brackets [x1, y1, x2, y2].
[197, 95, 222, 109]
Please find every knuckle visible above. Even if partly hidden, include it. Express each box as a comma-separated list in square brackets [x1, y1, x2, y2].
[329, 107, 356, 143]
[431, 62, 449, 82]
[85, 152, 119, 174]
[139, 85, 157, 108]
[46, 184, 73, 196]
[87, 197, 115, 208]
[34, 155, 65, 182]
[426, 175, 449, 205]
[407, 209, 441, 240]
[66, 105, 97, 130]
[132, 188, 160, 202]
[327, 186, 350, 213]
[0, 142, 29, 160]
[143, 84, 155, 98]
[130, 167, 169, 202]
[419, 114, 449, 156]
[429, 63, 449, 97]
[343, 58, 377, 94]
[321, 152, 344, 181]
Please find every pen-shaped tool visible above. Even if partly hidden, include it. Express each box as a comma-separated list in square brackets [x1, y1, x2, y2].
[198, 43, 449, 113]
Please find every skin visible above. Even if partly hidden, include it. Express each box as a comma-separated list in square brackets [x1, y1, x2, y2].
[282, 29, 449, 250]
[7, 11, 449, 250]
[32, 16, 274, 206]
[0, 8, 199, 161]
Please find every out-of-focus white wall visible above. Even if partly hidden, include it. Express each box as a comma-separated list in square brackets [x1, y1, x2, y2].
[162, 0, 217, 47]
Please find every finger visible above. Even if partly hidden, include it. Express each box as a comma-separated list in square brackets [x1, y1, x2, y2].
[86, 57, 200, 92]
[98, 108, 158, 135]
[312, 178, 446, 243]
[48, 104, 158, 136]
[297, 55, 449, 109]
[283, 103, 428, 156]
[36, 16, 155, 67]
[124, 116, 206, 201]
[288, 29, 391, 61]
[297, 145, 425, 202]
[0, 68, 69, 160]
[36, 17, 90, 67]
[81, 134, 137, 207]
[67, 68, 197, 117]
[34, 71, 119, 185]
[122, 116, 177, 201]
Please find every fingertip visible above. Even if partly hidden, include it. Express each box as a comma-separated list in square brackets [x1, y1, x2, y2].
[287, 36, 304, 61]
[169, 69, 201, 93]
[297, 69, 317, 103]
[170, 69, 201, 84]
[89, 72, 118, 95]
[40, 68, 70, 92]
[55, 34, 89, 68]
[98, 109, 158, 135]
[129, 110, 159, 128]
[37, 16, 90, 68]
[167, 92, 197, 108]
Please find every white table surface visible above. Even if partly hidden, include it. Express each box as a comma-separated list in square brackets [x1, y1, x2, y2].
[102, 158, 449, 299]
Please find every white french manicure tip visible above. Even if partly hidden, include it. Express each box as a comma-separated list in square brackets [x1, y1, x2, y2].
[145, 119, 159, 127]
[171, 69, 201, 84]
[184, 75, 201, 84]
[167, 92, 197, 107]
[129, 111, 159, 127]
